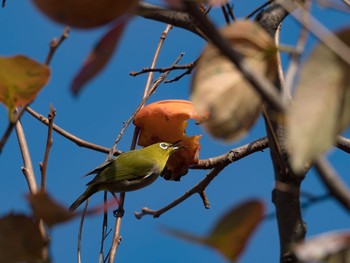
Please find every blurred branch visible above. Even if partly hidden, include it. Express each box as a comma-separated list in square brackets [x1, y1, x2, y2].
[192, 137, 269, 169]
[26, 106, 122, 156]
[184, 1, 287, 112]
[39, 104, 56, 191]
[45, 27, 70, 65]
[314, 157, 350, 211]
[336, 135, 350, 154]
[134, 165, 226, 219]
[136, 2, 205, 38]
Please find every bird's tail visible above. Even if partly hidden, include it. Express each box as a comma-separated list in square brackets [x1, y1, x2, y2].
[69, 188, 93, 212]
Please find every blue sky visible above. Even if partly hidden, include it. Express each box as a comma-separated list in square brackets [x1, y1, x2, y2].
[1, 1, 350, 262]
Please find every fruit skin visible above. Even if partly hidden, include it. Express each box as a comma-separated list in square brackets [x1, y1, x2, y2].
[69, 142, 180, 212]
[31, 0, 138, 28]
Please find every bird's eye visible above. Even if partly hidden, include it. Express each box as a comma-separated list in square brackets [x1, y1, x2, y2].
[159, 143, 168, 150]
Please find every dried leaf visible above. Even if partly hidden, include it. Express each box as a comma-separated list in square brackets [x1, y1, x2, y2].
[133, 100, 207, 180]
[27, 191, 75, 227]
[71, 20, 127, 95]
[163, 200, 264, 262]
[287, 27, 350, 172]
[191, 20, 277, 142]
[31, 0, 138, 28]
[0, 55, 50, 121]
[294, 231, 350, 262]
[0, 214, 47, 263]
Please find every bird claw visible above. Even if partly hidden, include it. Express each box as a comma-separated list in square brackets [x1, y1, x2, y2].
[113, 207, 125, 217]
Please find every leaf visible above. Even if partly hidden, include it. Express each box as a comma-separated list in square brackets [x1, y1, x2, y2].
[27, 191, 75, 227]
[0, 55, 50, 121]
[191, 20, 277, 142]
[71, 19, 128, 95]
[163, 199, 264, 262]
[287, 27, 350, 172]
[0, 214, 47, 263]
[31, 0, 138, 28]
[294, 231, 350, 262]
[133, 100, 208, 180]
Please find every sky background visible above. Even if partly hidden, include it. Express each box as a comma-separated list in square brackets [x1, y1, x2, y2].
[1, 1, 350, 262]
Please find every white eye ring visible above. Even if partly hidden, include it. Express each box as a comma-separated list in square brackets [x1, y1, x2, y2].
[159, 143, 168, 150]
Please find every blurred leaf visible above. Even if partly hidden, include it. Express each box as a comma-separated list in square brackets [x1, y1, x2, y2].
[294, 231, 350, 262]
[71, 19, 128, 95]
[31, 0, 138, 28]
[0, 55, 50, 121]
[163, 199, 264, 262]
[287, 27, 350, 172]
[0, 214, 47, 263]
[191, 20, 277, 142]
[27, 191, 75, 227]
[134, 100, 207, 180]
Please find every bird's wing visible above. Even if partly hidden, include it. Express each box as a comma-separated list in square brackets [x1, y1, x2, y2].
[82, 158, 115, 177]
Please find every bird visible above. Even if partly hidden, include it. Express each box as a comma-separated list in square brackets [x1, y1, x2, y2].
[69, 141, 181, 212]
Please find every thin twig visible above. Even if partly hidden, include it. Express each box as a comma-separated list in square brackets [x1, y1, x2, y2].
[317, 0, 350, 13]
[108, 193, 125, 263]
[225, 3, 236, 21]
[39, 104, 56, 191]
[45, 27, 70, 65]
[78, 199, 89, 263]
[283, 1, 310, 98]
[314, 157, 350, 211]
[26, 107, 121, 156]
[135, 165, 226, 219]
[130, 61, 194, 77]
[0, 105, 29, 153]
[1, 0, 5, 8]
[99, 191, 109, 263]
[336, 135, 350, 154]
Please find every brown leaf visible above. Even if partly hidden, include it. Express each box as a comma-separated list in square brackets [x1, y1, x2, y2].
[27, 191, 75, 227]
[191, 20, 277, 142]
[0, 214, 47, 263]
[163, 199, 264, 262]
[287, 27, 350, 172]
[0, 55, 50, 121]
[71, 20, 128, 95]
[31, 0, 138, 28]
[294, 231, 350, 262]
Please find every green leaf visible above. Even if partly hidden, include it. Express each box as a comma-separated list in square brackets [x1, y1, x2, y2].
[287, 27, 350, 172]
[163, 199, 264, 262]
[0, 55, 50, 121]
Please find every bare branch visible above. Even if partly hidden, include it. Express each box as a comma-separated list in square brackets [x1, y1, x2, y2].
[39, 104, 56, 191]
[136, 2, 205, 38]
[45, 27, 70, 65]
[192, 137, 269, 169]
[314, 157, 350, 211]
[336, 135, 350, 154]
[134, 165, 226, 219]
[26, 106, 121, 156]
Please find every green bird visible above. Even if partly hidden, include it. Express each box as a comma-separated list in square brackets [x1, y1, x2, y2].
[69, 142, 181, 212]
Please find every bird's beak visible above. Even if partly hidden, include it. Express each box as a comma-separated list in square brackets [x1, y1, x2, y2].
[171, 140, 185, 150]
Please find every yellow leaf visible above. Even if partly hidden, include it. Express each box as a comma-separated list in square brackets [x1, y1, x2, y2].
[0, 55, 50, 121]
